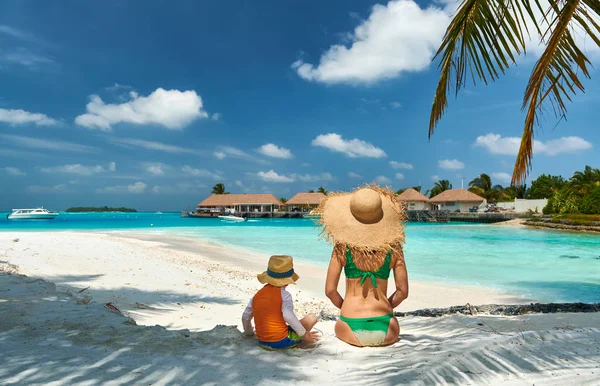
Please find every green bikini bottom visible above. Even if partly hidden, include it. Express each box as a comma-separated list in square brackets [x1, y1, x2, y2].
[339, 314, 394, 346]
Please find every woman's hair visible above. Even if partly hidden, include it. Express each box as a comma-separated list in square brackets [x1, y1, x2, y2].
[335, 243, 404, 272]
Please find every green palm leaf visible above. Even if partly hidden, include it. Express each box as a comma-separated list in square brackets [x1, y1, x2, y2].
[430, 0, 600, 185]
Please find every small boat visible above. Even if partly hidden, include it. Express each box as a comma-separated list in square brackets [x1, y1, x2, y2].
[303, 210, 321, 219]
[182, 208, 221, 218]
[218, 215, 247, 222]
[7, 207, 59, 220]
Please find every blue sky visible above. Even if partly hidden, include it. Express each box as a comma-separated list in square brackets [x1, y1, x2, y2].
[1, 0, 598, 211]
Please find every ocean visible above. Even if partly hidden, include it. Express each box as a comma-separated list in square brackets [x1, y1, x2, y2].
[1, 211, 599, 303]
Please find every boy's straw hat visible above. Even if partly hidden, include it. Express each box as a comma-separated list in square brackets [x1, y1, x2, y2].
[257, 255, 299, 287]
[316, 184, 406, 252]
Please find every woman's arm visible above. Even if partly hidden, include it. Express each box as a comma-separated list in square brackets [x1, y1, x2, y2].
[325, 245, 344, 309]
[388, 247, 409, 309]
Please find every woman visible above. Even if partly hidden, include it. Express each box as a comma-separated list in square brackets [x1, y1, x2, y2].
[318, 185, 409, 347]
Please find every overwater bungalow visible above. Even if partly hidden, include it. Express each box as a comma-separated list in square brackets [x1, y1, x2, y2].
[286, 192, 326, 213]
[429, 189, 485, 213]
[398, 188, 432, 210]
[197, 194, 284, 215]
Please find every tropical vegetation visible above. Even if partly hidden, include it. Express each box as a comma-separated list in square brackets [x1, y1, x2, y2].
[211, 183, 229, 195]
[317, 186, 328, 195]
[429, 0, 600, 185]
[542, 166, 600, 214]
[429, 180, 452, 198]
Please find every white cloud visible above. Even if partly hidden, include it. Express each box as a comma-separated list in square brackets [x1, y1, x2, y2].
[128, 182, 146, 194]
[108, 137, 198, 154]
[312, 133, 386, 158]
[257, 143, 293, 159]
[235, 180, 244, 187]
[0, 134, 95, 153]
[395, 173, 404, 180]
[0, 48, 55, 69]
[97, 181, 147, 194]
[40, 162, 116, 176]
[211, 113, 222, 121]
[474, 133, 592, 156]
[374, 175, 392, 185]
[431, 175, 440, 181]
[536, 137, 593, 156]
[27, 184, 72, 193]
[492, 172, 512, 184]
[0, 108, 58, 126]
[292, 0, 449, 84]
[438, 159, 465, 170]
[256, 170, 295, 183]
[75, 88, 209, 131]
[348, 172, 363, 179]
[214, 146, 267, 163]
[389, 161, 413, 169]
[143, 162, 167, 176]
[474, 134, 522, 155]
[181, 165, 223, 180]
[389, 101, 402, 109]
[292, 172, 333, 182]
[3, 166, 25, 176]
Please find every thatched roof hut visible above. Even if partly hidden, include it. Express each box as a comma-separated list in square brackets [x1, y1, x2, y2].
[286, 192, 326, 206]
[198, 194, 282, 207]
[398, 188, 429, 202]
[429, 189, 484, 203]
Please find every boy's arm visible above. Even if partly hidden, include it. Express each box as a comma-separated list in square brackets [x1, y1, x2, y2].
[280, 289, 307, 336]
[241, 299, 254, 336]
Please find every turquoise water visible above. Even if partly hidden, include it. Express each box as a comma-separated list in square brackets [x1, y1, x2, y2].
[1, 212, 599, 303]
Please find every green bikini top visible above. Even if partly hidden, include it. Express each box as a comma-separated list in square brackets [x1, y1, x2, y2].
[344, 246, 392, 288]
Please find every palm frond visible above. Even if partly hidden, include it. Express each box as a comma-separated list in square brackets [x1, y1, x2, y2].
[430, 0, 532, 138]
[513, 0, 600, 184]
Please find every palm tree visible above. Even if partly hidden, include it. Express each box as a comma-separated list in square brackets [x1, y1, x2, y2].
[307, 189, 315, 193]
[429, 179, 452, 198]
[570, 165, 600, 195]
[469, 174, 492, 192]
[279, 197, 287, 204]
[211, 183, 228, 195]
[429, 1, 600, 185]
[396, 188, 406, 195]
[317, 186, 328, 195]
[468, 173, 511, 201]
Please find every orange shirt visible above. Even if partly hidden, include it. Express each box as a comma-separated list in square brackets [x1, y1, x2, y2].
[252, 284, 288, 342]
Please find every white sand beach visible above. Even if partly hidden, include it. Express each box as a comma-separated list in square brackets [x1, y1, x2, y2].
[1, 231, 599, 385]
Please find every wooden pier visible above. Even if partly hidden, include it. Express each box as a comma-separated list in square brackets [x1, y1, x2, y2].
[407, 211, 524, 223]
[406, 210, 450, 222]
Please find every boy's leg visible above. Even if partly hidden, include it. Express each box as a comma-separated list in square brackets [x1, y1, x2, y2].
[300, 313, 317, 332]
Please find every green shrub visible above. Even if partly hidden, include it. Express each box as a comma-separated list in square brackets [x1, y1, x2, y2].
[580, 186, 600, 214]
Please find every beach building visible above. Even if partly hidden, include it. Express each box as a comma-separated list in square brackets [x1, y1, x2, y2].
[197, 194, 283, 215]
[398, 188, 432, 210]
[429, 189, 485, 213]
[286, 192, 326, 212]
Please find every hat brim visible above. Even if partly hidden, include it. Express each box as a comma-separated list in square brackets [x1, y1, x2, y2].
[257, 271, 299, 287]
[317, 184, 406, 251]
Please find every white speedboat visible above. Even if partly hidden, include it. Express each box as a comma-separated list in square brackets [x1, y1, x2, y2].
[7, 208, 59, 220]
[218, 215, 247, 222]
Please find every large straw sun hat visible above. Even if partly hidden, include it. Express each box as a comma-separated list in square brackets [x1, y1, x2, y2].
[316, 184, 406, 252]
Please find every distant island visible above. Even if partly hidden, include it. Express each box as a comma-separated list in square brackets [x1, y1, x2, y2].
[65, 206, 137, 213]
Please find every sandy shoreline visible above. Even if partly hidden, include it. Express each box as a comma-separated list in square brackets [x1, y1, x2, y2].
[1, 230, 600, 384]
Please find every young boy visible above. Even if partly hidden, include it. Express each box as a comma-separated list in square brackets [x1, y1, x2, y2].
[242, 255, 319, 349]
